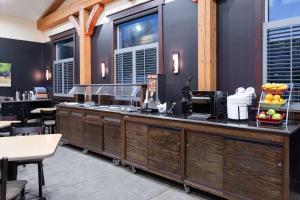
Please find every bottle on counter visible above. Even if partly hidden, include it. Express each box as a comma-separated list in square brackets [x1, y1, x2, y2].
[15, 91, 20, 101]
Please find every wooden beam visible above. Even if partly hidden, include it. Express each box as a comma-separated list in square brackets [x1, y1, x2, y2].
[86, 4, 104, 36]
[40, 0, 65, 19]
[68, 16, 80, 34]
[37, 0, 113, 31]
[198, 0, 217, 91]
[79, 8, 92, 84]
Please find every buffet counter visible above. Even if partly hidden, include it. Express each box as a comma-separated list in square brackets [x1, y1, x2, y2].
[57, 103, 300, 200]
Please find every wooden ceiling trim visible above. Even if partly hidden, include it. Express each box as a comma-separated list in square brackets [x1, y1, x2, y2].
[37, 0, 113, 31]
[40, 0, 66, 19]
[86, 4, 104, 36]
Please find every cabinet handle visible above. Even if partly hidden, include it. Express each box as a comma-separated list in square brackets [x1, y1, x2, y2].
[278, 162, 282, 167]
[186, 144, 190, 147]
[178, 142, 181, 146]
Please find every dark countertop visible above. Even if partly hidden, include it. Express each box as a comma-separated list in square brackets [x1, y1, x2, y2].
[57, 104, 300, 135]
[0, 99, 52, 103]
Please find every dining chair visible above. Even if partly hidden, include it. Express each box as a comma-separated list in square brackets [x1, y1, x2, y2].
[0, 157, 27, 200]
[20, 106, 41, 125]
[10, 123, 46, 198]
[0, 115, 18, 137]
[41, 110, 56, 134]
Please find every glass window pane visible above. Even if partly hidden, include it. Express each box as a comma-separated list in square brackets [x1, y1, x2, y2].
[119, 14, 158, 48]
[269, 0, 300, 21]
[56, 38, 74, 60]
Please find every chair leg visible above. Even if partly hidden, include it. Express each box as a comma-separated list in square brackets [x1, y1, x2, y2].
[21, 187, 25, 200]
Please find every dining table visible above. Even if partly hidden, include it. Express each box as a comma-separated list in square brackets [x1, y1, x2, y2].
[0, 120, 21, 129]
[0, 134, 62, 200]
[30, 107, 56, 114]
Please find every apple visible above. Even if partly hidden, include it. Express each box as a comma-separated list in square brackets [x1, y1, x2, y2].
[259, 113, 266, 119]
[272, 113, 282, 120]
[267, 109, 276, 116]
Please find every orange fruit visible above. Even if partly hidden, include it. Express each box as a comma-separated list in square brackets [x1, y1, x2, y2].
[264, 99, 271, 104]
[265, 94, 274, 101]
[274, 95, 281, 101]
[272, 99, 280, 104]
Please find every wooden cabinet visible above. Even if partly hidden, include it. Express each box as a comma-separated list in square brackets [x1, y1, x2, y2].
[185, 132, 223, 190]
[103, 124, 120, 157]
[57, 111, 70, 140]
[125, 122, 147, 165]
[67, 112, 85, 147]
[84, 120, 103, 154]
[147, 126, 182, 178]
[224, 139, 283, 200]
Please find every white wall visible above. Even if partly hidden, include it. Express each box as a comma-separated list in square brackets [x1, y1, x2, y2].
[0, 13, 47, 43]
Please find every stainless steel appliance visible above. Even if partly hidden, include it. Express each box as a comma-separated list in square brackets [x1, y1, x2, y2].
[191, 91, 227, 119]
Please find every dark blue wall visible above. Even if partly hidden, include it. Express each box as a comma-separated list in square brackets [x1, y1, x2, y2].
[0, 38, 47, 96]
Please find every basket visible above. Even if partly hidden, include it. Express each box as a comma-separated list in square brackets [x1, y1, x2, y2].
[256, 113, 286, 125]
[262, 88, 287, 95]
[259, 100, 286, 110]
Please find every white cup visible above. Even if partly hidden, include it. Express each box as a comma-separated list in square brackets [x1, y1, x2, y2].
[236, 87, 246, 94]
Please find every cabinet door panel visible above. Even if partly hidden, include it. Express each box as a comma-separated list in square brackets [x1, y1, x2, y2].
[224, 139, 283, 200]
[186, 132, 223, 190]
[57, 113, 70, 140]
[125, 122, 147, 165]
[68, 116, 84, 146]
[104, 125, 120, 156]
[84, 121, 103, 153]
[147, 126, 181, 177]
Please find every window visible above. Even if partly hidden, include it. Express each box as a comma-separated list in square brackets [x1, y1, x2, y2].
[118, 14, 158, 49]
[264, 0, 300, 102]
[268, 0, 300, 21]
[53, 38, 74, 96]
[114, 14, 159, 95]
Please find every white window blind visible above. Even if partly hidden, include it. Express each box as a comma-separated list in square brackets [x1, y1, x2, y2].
[53, 58, 74, 96]
[264, 19, 300, 102]
[114, 43, 158, 97]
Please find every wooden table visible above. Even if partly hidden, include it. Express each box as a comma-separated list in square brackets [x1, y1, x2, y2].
[0, 121, 21, 129]
[30, 107, 56, 114]
[0, 134, 61, 199]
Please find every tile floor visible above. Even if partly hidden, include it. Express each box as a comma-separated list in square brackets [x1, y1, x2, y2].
[18, 145, 223, 200]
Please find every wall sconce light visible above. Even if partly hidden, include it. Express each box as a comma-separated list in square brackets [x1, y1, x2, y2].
[172, 52, 180, 74]
[45, 69, 52, 81]
[101, 62, 106, 78]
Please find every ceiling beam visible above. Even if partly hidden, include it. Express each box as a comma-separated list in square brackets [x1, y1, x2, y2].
[86, 4, 104, 36]
[37, 0, 113, 31]
[40, 0, 66, 19]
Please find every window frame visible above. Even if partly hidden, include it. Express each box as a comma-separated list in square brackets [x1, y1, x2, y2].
[263, 0, 300, 105]
[52, 35, 75, 97]
[265, 0, 300, 22]
[116, 13, 159, 49]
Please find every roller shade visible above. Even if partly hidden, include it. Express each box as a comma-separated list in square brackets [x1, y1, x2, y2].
[114, 43, 158, 97]
[265, 23, 300, 102]
[53, 58, 74, 96]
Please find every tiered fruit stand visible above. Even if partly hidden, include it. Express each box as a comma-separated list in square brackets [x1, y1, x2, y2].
[257, 84, 293, 125]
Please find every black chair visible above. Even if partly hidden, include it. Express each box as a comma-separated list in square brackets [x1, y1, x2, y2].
[10, 123, 46, 199]
[0, 115, 19, 137]
[41, 110, 56, 134]
[19, 106, 41, 125]
[0, 157, 26, 200]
